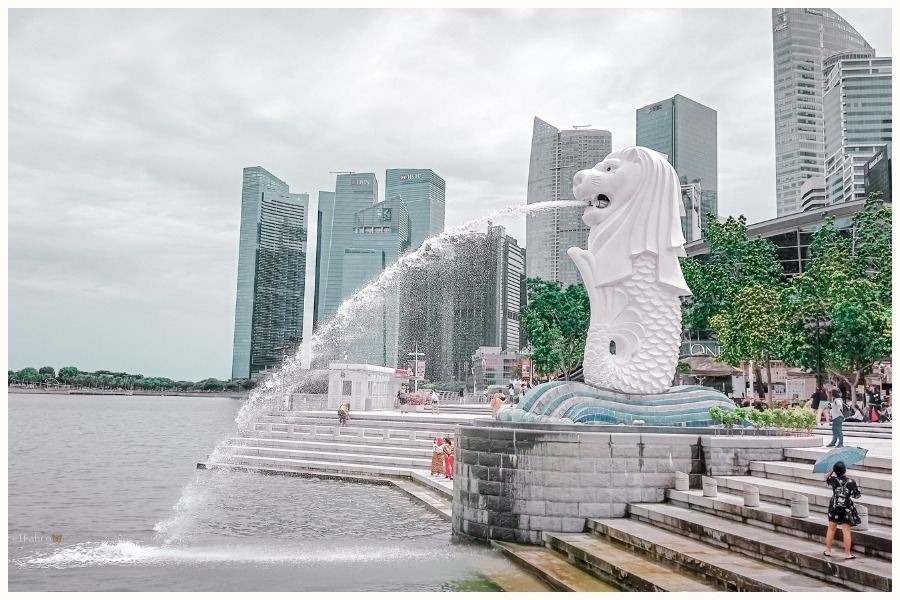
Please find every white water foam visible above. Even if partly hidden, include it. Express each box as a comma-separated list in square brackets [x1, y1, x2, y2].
[20, 539, 456, 569]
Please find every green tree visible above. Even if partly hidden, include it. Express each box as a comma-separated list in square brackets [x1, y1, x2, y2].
[681, 215, 784, 333]
[710, 283, 791, 403]
[783, 207, 892, 403]
[16, 367, 41, 384]
[38, 366, 56, 379]
[851, 193, 891, 305]
[58, 367, 79, 384]
[521, 278, 590, 380]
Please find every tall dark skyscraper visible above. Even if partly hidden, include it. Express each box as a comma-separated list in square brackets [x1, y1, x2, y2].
[399, 225, 525, 383]
[232, 167, 309, 379]
[636, 94, 718, 240]
[525, 117, 612, 287]
[771, 8, 874, 216]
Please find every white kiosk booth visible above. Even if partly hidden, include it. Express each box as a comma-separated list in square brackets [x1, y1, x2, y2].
[327, 363, 404, 411]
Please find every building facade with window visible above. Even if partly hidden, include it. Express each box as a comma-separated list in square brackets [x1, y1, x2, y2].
[822, 52, 892, 206]
[636, 94, 718, 240]
[232, 167, 309, 379]
[771, 8, 874, 217]
[384, 168, 445, 251]
[317, 173, 378, 321]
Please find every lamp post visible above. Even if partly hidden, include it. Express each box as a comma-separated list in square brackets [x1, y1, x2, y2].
[408, 342, 425, 393]
[803, 316, 832, 393]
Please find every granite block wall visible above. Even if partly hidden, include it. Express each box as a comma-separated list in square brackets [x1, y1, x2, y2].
[453, 424, 820, 543]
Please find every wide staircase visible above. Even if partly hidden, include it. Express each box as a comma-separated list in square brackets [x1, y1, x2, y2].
[204, 409, 890, 592]
[814, 420, 892, 439]
[493, 442, 892, 592]
[201, 407, 488, 506]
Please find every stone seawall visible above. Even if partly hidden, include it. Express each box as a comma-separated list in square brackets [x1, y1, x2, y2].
[452, 422, 819, 544]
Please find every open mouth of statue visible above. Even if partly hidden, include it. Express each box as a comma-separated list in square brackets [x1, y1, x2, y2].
[593, 194, 610, 208]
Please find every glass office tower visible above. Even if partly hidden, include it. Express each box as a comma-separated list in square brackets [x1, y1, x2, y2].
[319, 173, 378, 321]
[771, 8, 874, 216]
[822, 52, 892, 206]
[232, 167, 309, 379]
[313, 191, 335, 326]
[337, 198, 410, 367]
[384, 169, 445, 251]
[525, 117, 612, 287]
[636, 94, 718, 240]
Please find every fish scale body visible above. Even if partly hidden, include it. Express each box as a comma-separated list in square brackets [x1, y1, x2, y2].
[582, 253, 681, 394]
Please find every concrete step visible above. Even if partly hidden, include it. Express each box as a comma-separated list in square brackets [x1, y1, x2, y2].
[714, 475, 892, 526]
[208, 455, 454, 499]
[586, 516, 845, 591]
[490, 540, 623, 592]
[247, 423, 440, 447]
[814, 424, 892, 439]
[540, 532, 719, 592]
[748, 460, 892, 498]
[220, 444, 433, 469]
[228, 436, 433, 459]
[264, 411, 478, 429]
[627, 502, 892, 592]
[214, 453, 416, 478]
[665, 488, 891, 560]
[783, 447, 892, 473]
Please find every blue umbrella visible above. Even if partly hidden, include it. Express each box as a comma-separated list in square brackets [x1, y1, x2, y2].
[812, 446, 868, 473]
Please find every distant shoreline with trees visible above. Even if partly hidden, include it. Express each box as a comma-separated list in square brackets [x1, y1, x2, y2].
[8, 365, 255, 396]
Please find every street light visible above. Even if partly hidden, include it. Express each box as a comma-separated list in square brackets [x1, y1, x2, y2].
[803, 316, 832, 392]
[408, 342, 425, 393]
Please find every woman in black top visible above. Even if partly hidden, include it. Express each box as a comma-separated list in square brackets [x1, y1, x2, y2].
[824, 461, 862, 559]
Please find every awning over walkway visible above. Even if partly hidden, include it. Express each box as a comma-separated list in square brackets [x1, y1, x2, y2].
[680, 355, 744, 376]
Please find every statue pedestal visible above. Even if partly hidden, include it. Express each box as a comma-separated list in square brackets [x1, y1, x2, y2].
[498, 381, 734, 427]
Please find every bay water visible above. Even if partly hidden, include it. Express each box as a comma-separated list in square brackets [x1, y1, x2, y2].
[7, 393, 519, 592]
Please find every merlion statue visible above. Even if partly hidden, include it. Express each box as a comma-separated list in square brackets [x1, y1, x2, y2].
[499, 146, 733, 426]
[567, 146, 690, 394]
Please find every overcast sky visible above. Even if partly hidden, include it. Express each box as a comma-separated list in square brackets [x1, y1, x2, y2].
[7, 8, 893, 382]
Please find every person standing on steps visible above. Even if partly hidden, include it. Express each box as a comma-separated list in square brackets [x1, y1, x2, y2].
[812, 387, 830, 424]
[431, 436, 445, 476]
[442, 437, 454, 479]
[338, 402, 350, 426]
[824, 461, 862, 559]
[431, 390, 440, 414]
[826, 388, 845, 447]
[490, 392, 503, 418]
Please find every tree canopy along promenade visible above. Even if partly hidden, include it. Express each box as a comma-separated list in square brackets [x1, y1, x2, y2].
[8, 365, 256, 394]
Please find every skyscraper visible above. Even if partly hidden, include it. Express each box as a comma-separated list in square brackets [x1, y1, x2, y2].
[526, 117, 612, 287]
[313, 191, 335, 326]
[396, 225, 525, 384]
[384, 169, 445, 250]
[864, 143, 891, 204]
[636, 94, 718, 240]
[822, 52, 892, 206]
[339, 197, 410, 367]
[771, 8, 874, 216]
[232, 167, 309, 380]
[318, 173, 378, 321]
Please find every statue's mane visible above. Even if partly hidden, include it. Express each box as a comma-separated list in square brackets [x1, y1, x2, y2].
[585, 146, 691, 295]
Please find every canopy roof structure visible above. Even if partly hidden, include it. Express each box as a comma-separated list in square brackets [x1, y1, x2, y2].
[680, 355, 744, 377]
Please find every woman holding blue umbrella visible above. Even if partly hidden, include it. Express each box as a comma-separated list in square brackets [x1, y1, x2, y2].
[823, 461, 862, 559]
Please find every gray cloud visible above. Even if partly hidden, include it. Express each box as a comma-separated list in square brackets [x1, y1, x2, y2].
[8, 8, 892, 380]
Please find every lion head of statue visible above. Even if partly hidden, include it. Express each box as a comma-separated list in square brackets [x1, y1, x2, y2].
[572, 146, 691, 295]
